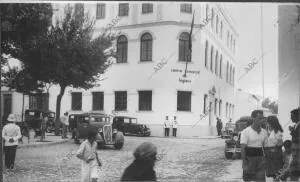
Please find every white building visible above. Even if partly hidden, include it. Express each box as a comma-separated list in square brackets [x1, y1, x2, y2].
[278, 5, 300, 140]
[2, 2, 238, 137]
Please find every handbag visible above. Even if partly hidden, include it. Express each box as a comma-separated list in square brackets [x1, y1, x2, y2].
[95, 151, 102, 167]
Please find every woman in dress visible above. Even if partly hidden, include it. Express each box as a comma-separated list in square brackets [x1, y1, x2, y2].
[264, 115, 284, 180]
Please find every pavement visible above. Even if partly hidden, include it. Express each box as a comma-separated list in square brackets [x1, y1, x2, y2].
[18, 133, 70, 149]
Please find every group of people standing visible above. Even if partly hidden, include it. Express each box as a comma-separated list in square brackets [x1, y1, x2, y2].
[241, 108, 300, 181]
[163, 116, 178, 137]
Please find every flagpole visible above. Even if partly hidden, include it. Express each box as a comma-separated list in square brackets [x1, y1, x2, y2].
[261, 4, 265, 101]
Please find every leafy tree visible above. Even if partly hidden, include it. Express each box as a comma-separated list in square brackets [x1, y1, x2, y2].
[262, 97, 278, 114]
[20, 4, 115, 135]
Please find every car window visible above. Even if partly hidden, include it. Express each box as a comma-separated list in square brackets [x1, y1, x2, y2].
[70, 115, 75, 119]
[29, 112, 35, 116]
[131, 118, 137, 124]
[124, 118, 130, 123]
[49, 113, 55, 117]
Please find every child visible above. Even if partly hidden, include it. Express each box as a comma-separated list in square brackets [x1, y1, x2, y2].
[76, 130, 101, 182]
[275, 140, 292, 181]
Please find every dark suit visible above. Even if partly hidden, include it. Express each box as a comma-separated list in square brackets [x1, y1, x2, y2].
[290, 122, 300, 179]
[121, 160, 157, 181]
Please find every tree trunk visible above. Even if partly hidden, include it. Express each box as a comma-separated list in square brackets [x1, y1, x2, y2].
[55, 85, 66, 136]
[21, 93, 25, 122]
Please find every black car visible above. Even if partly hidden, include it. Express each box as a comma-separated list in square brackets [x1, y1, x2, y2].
[112, 116, 151, 137]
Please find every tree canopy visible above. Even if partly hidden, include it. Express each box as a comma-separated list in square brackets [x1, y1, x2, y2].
[262, 97, 278, 114]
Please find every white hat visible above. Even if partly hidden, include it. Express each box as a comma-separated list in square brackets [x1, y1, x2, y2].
[7, 114, 17, 122]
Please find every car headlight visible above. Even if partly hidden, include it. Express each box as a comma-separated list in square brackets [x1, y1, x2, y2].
[233, 136, 238, 141]
[98, 128, 103, 132]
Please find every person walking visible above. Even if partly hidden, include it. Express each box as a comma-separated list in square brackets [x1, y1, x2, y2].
[172, 116, 178, 137]
[164, 116, 170, 137]
[121, 142, 157, 181]
[289, 108, 300, 181]
[2, 114, 22, 171]
[240, 116, 268, 182]
[264, 115, 284, 179]
[60, 112, 69, 139]
[76, 130, 101, 182]
[216, 117, 223, 136]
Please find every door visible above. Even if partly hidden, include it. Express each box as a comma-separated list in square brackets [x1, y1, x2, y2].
[123, 118, 131, 134]
[209, 102, 213, 127]
[77, 115, 90, 138]
[3, 94, 12, 123]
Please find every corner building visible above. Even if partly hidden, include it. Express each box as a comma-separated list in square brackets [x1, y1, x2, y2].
[51, 2, 238, 137]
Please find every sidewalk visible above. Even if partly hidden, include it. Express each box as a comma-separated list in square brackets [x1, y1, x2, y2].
[18, 134, 70, 149]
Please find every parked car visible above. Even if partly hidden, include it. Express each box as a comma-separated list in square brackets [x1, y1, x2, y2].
[24, 109, 56, 135]
[74, 112, 124, 149]
[221, 122, 235, 139]
[224, 116, 253, 159]
[112, 116, 151, 137]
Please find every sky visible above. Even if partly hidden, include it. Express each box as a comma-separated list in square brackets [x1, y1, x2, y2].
[226, 3, 278, 101]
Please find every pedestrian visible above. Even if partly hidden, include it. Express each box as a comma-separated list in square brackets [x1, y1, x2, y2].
[288, 108, 300, 181]
[275, 140, 292, 181]
[121, 142, 157, 181]
[164, 116, 170, 137]
[40, 116, 47, 141]
[240, 116, 268, 182]
[60, 112, 69, 139]
[2, 113, 22, 171]
[216, 117, 223, 136]
[172, 116, 178, 137]
[76, 130, 101, 182]
[264, 115, 284, 179]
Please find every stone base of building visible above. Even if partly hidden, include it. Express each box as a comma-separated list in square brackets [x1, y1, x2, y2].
[147, 124, 217, 138]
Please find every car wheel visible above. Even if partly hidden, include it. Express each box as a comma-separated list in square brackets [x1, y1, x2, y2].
[97, 142, 104, 149]
[114, 132, 124, 150]
[46, 126, 52, 133]
[225, 152, 233, 159]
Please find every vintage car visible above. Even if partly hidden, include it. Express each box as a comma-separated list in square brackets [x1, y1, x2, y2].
[112, 116, 151, 137]
[224, 116, 253, 159]
[221, 122, 236, 139]
[74, 112, 124, 149]
[24, 109, 56, 135]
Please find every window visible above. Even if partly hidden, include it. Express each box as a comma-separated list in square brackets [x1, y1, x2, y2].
[215, 51, 218, 75]
[204, 94, 208, 113]
[119, 3, 129, 16]
[233, 39, 236, 52]
[230, 65, 232, 84]
[117, 35, 128, 63]
[115, 91, 127, 111]
[72, 92, 82, 111]
[179, 32, 191, 62]
[180, 4, 192, 13]
[140, 33, 153, 62]
[219, 100, 222, 116]
[96, 4, 105, 19]
[233, 68, 235, 86]
[138, 91, 152, 111]
[226, 102, 228, 118]
[227, 31, 229, 46]
[214, 98, 218, 115]
[219, 55, 222, 78]
[211, 9, 214, 29]
[230, 35, 233, 50]
[142, 3, 153, 14]
[220, 21, 223, 39]
[229, 104, 232, 118]
[210, 46, 214, 72]
[226, 62, 229, 83]
[177, 91, 192, 111]
[205, 40, 209, 68]
[92, 92, 104, 111]
[216, 15, 219, 34]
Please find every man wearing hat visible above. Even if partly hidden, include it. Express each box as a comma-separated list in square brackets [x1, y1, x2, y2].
[121, 142, 157, 181]
[2, 113, 22, 171]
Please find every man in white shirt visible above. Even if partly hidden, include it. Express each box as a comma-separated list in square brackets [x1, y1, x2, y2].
[60, 112, 69, 139]
[2, 114, 22, 171]
[164, 116, 170, 137]
[240, 116, 268, 182]
[171, 116, 178, 137]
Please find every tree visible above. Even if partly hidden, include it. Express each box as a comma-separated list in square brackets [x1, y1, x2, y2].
[19, 4, 115, 135]
[262, 97, 278, 114]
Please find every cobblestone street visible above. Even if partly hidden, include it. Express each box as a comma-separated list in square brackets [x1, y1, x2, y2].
[3, 136, 242, 182]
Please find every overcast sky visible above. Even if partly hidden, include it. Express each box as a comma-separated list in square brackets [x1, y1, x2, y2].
[225, 3, 278, 100]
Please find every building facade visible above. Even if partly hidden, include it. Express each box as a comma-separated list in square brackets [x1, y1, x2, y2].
[278, 5, 300, 140]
